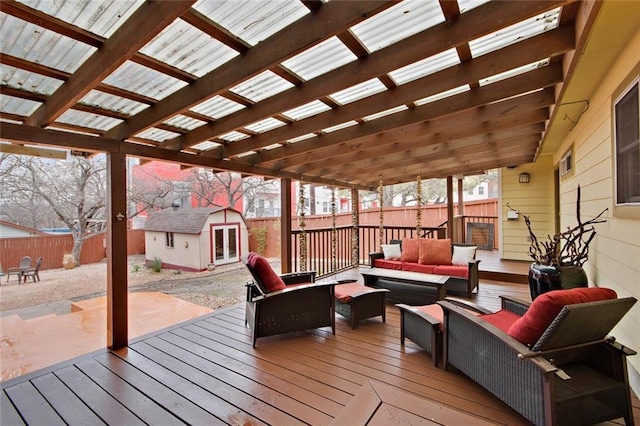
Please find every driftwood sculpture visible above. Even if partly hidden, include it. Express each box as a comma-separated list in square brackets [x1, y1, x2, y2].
[524, 185, 607, 267]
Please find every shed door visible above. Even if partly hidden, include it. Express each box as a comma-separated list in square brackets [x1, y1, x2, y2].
[212, 225, 239, 265]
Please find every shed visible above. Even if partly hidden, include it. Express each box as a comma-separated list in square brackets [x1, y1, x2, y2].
[144, 206, 249, 272]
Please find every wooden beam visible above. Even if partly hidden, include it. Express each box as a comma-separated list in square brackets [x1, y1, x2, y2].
[220, 25, 573, 158]
[0, 122, 116, 153]
[105, 1, 396, 142]
[181, 9, 250, 54]
[0, 143, 67, 159]
[106, 151, 129, 349]
[176, 0, 572, 153]
[25, 1, 196, 127]
[250, 63, 562, 169]
[447, 176, 454, 239]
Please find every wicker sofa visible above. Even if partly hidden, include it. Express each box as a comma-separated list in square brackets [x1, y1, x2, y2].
[439, 288, 637, 426]
[369, 238, 480, 299]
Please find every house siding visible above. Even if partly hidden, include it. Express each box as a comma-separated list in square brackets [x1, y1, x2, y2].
[554, 27, 640, 390]
[500, 154, 556, 262]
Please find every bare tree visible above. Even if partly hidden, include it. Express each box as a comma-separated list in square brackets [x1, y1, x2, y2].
[0, 154, 107, 265]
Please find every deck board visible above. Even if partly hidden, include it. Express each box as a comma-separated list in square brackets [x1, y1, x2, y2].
[2, 279, 638, 425]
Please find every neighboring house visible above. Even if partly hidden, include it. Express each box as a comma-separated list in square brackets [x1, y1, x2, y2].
[500, 24, 640, 392]
[144, 206, 249, 271]
[0, 220, 47, 238]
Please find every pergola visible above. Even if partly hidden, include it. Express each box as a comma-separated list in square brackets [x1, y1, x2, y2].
[0, 0, 603, 348]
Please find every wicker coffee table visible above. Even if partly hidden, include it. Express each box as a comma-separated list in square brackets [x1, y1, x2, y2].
[361, 267, 450, 304]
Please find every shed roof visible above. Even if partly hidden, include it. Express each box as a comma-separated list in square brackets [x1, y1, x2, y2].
[144, 206, 241, 234]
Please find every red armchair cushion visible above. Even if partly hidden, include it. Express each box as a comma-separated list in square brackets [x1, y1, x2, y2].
[249, 253, 286, 292]
[508, 287, 617, 345]
[480, 310, 521, 333]
[400, 238, 419, 263]
[418, 238, 452, 265]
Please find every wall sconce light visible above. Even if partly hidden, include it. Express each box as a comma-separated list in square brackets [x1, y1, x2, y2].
[184, 241, 189, 249]
[519, 172, 530, 184]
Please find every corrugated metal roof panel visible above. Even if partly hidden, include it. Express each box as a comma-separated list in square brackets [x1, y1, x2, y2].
[281, 36, 357, 81]
[1, 64, 64, 95]
[219, 131, 249, 142]
[16, 0, 143, 38]
[479, 59, 550, 87]
[1, 13, 96, 73]
[244, 117, 286, 133]
[135, 127, 181, 142]
[470, 8, 560, 58]
[350, 0, 445, 53]
[191, 141, 221, 151]
[103, 61, 188, 101]
[414, 85, 470, 106]
[164, 114, 207, 131]
[329, 78, 387, 105]
[0, 94, 40, 116]
[364, 105, 408, 122]
[389, 49, 460, 85]
[457, 0, 490, 13]
[193, 0, 308, 47]
[80, 90, 148, 116]
[230, 70, 294, 103]
[287, 133, 316, 143]
[282, 100, 332, 121]
[190, 95, 245, 119]
[56, 109, 121, 131]
[322, 120, 358, 133]
[139, 18, 239, 78]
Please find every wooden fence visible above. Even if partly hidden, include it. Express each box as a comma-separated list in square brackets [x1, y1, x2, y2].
[0, 230, 145, 273]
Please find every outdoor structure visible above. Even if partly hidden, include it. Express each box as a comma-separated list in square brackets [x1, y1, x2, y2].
[144, 206, 248, 271]
[0, 221, 46, 239]
[0, 0, 639, 398]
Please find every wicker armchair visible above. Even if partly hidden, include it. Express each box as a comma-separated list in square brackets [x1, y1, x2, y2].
[439, 294, 637, 426]
[243, 254, 336, 347]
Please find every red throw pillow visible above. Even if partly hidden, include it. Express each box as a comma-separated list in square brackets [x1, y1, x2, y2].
[418, 238, 452, 265]
[400, 238, 419, 263]
[508, 287, 617, 345]
[250, 253, 286, 292]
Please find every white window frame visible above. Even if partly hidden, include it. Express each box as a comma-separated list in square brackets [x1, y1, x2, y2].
[614, 76, 640, 206]
[165, 232, 174, 248]
[560, 146, 573, 177]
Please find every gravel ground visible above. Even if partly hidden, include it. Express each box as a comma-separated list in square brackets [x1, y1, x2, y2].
[0, 255, 281, 318]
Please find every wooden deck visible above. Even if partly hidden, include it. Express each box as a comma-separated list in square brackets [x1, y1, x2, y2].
[2, 279, 638, 425]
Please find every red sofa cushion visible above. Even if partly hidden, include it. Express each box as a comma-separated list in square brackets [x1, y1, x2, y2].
[249, 253, 286, 292]
[480, 310, 521, 333]
[508, 287, 617, 346]
[433, 265, 468, 278]
[418, 238, 452, 265]
[400, 238, 419, 263]
[402, 263, 436, 274]
[373, 259, 403, 270]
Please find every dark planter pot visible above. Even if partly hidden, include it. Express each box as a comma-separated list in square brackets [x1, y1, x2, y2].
[528, 264, 588, 300]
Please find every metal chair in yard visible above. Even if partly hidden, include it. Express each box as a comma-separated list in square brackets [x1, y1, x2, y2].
[5, 256, 32, 284]
[22, 256, 43, 283]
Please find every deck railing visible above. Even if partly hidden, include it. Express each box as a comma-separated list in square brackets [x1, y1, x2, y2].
[291, 225, 446, 278]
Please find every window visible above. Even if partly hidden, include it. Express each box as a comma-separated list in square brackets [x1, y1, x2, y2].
[560, 147, 573, 176]
[478, 186, 485, 195]
[165, 232, 174, 248]
[614, 78, 640, 205]
[322, 201, 329, 213]
[247, 199, 255, 212]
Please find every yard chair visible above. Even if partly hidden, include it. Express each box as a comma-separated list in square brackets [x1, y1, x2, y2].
[5, 256, 32, 283]
[243, 252, 336, 347]
[439, 287, 637, 426]
[22, 256, 43, 283]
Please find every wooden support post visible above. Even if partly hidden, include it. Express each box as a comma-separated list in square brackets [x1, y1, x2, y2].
[280, 178, 292, 274]
[447, 176, 454, 240]
[457, 177, 465, 216]
[106, 152, 128, 349]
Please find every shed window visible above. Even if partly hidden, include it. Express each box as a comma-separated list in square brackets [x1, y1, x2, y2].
[165, 232, 174, 248]
[614, 78, 640, 205]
